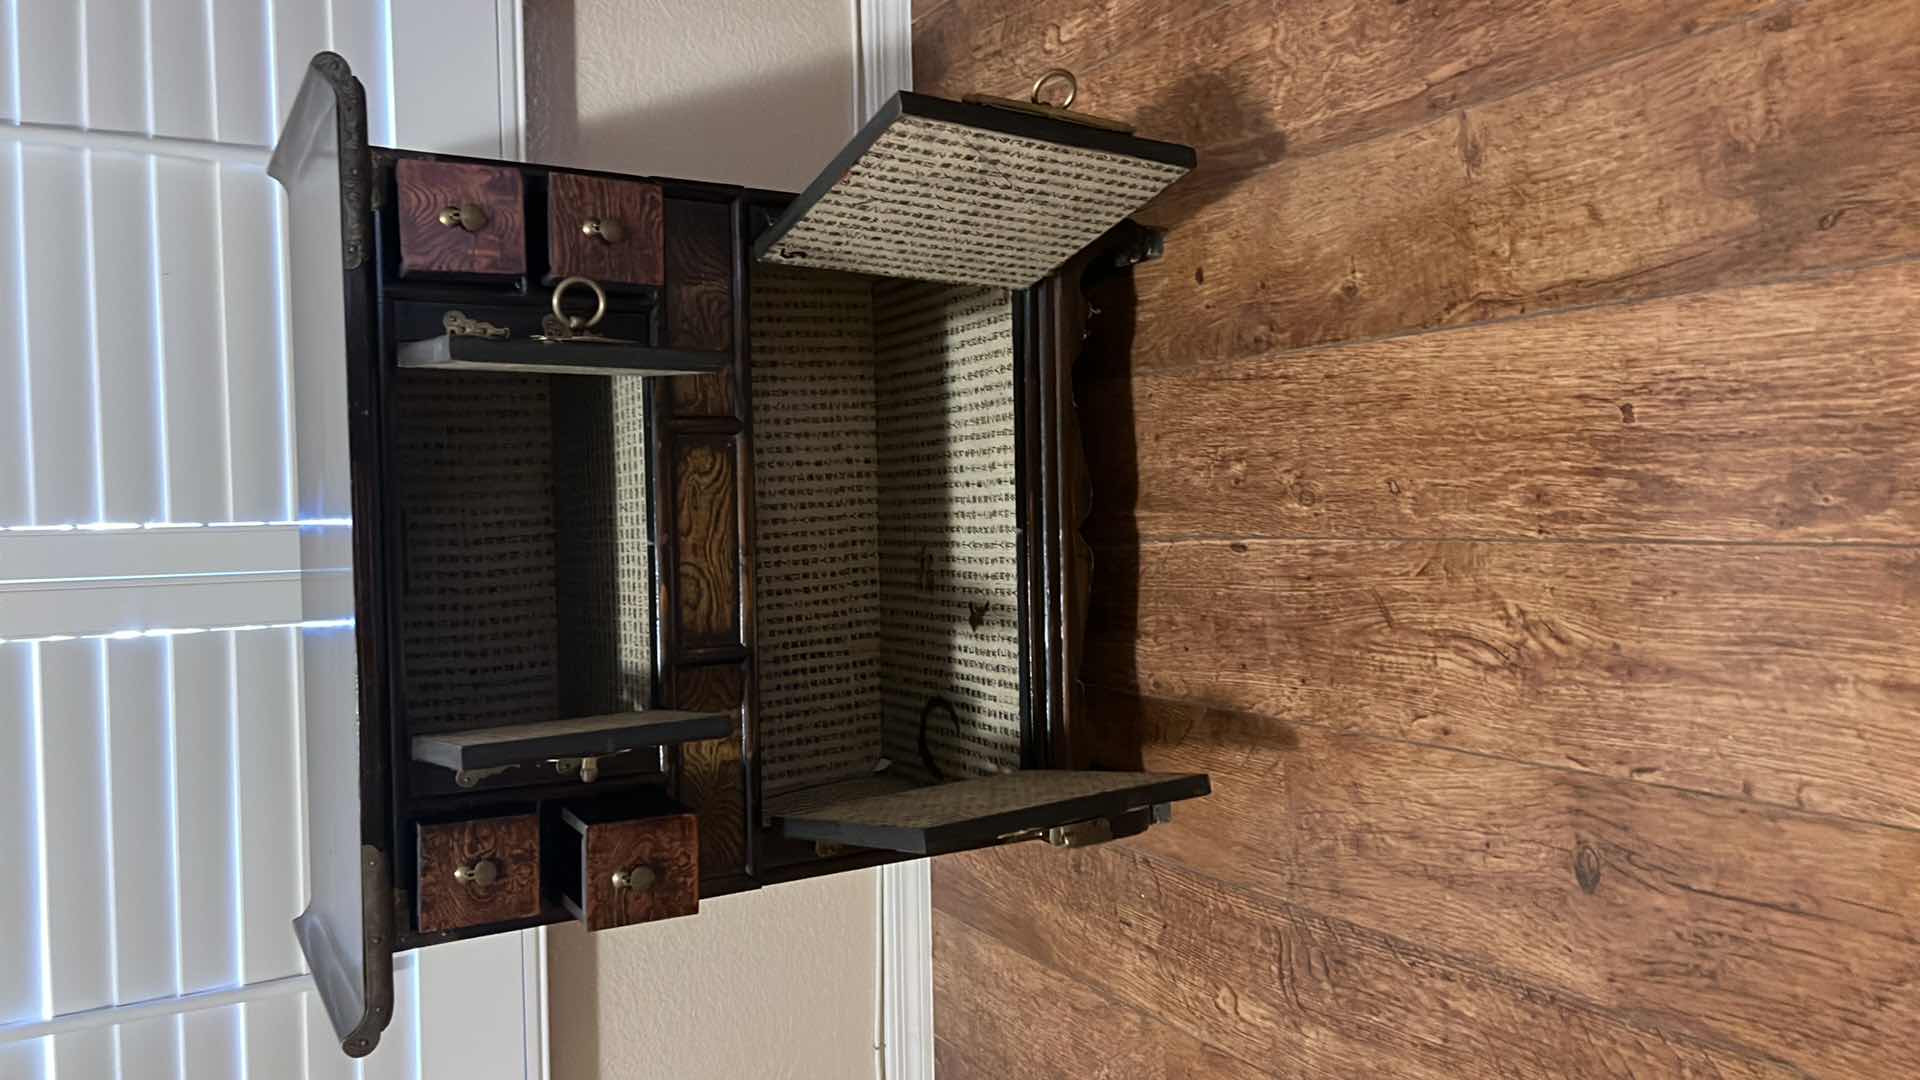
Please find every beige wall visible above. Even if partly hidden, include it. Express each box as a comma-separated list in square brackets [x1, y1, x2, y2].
[525, 2, 878, 1078]
[525, 0, 859, 188]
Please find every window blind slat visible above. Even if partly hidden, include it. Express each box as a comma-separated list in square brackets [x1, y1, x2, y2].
[14, 0, 83, 128]
[218, 169, 292, 523]
[116, 1012, 184, 1080]
[148, 0, 215, 142]
[210, 0, 273, 147]
[82, 0, 150, 135]
[270, 0, 331, 138]
[0, 148, 30, 523]
[181, 1003, 245, 1080]
[242, 994, 303, 1079]
[305, 990, 358, 1080]
[170, 633, 240, 995]
[90, 151, 169, 525]
[235, 630, 306, 984]
[37, 641, 114, 1017]
[108, 638, 178, 1005]
[329, 0, 392, 146]
[49, 1026, 115, 1078]
[154, 158, 230, 523]
[20, 145, 97, 526]
[0, 646, 40, 1024]
[361, 963, 418, 1080]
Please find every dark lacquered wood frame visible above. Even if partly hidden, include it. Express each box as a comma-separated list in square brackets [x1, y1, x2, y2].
[282, 51, 1178, 1058]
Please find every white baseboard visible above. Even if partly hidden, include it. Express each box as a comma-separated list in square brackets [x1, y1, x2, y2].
[857, 3, 930, 1074]
[880, 859, 935, 1080]
[856, 0, 916, 121]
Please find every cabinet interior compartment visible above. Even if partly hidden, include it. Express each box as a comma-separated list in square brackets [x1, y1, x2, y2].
[751, 265, 1027, 812]
[391, 368, 659, 776]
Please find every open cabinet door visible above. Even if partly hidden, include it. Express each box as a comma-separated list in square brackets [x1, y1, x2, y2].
[269, 53, 395, 1058]
[777, 771, 1210, 856]
[751, 90, 1195, 288]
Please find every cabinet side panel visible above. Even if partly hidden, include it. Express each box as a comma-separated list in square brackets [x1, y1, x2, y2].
[874, 283, 1023, 781]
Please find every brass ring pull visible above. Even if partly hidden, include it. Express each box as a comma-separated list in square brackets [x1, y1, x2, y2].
[1031, 68, 1077, 109]
[453, 858, 500, 890]
[437, 203, 490, 232]
[610, 865, 657, 892]
[580, 217, 626, 244]
[550, 275, 608, 330]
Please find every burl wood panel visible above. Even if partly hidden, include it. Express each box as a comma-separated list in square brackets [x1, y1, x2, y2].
[920, 0, 1920, 1076]
[547, 172, 665, 287]
[415, 814, 541, 933]
[580, 813, 699, 931]
[674, 664, 747, 877]
[665, 198, 733, 351]
[673, 438, 739, 648]
[395, 158, 527, 276]
[670, 369, 735, 418]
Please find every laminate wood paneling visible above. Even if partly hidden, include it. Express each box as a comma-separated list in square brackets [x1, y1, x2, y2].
[938, 843, 1805, 1080]
[1092, 689, 1920, 1078]
[914, 0, 1775, 166]
[921, 0, 1920, 1075]
[1104, 0, 1920, 370]
[674, 664, 748, 878]
[932, 909, 1278, 1080]
[673, 438, 741, 648]
[1085, 260, 1920, 544]
[395, 158, 527, 276]
[548, 172, 665, 287]
[1088, 539, 1920, 826]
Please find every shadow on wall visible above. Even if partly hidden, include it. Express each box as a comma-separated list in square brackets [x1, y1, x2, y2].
[524, 0, 859, 190]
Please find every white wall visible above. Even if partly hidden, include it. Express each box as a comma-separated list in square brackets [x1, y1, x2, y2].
[523, 3, 880, 1079]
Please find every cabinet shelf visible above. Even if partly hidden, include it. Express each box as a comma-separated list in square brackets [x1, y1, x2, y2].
[397, 334, 728, 377]
[410, 710, 734, 773]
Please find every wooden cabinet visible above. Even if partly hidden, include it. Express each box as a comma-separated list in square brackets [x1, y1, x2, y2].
[273, 51, 1206, 1059]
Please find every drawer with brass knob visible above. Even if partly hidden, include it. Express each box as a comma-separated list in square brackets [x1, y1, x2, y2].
[555, 801, 699, 931]
[415, 813, 542, 933]
[394, 158, 527, 278]
[547, 172, 665, 287]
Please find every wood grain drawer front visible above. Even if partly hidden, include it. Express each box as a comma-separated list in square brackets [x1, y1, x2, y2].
[548, 173, 665, 287]
[576, 812, 699, 931]
[395, 158, 527, 277]
[415, 814, 542, 933]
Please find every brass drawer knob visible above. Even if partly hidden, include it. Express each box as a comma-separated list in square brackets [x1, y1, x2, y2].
[438, 203, 490, 232]
[610, 865, 656, 892]
[454, 858, 500, 889]
[580, 216, 625, 244]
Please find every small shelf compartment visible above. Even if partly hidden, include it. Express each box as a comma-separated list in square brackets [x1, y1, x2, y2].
[410, 709, 734, 774]
[396, 334, 728, 377]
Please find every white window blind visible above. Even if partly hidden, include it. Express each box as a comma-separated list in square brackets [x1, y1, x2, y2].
[0, 1, 538, 1078]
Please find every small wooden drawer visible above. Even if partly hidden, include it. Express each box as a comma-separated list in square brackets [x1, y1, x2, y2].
[548, 173, 665, 287]
[394, 158, 527, 277]
[556, 803, 699, 931]
[415, 813, 542, 933]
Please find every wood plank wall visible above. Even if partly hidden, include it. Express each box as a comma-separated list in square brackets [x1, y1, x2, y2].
[912, 0, 1920, 1076]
